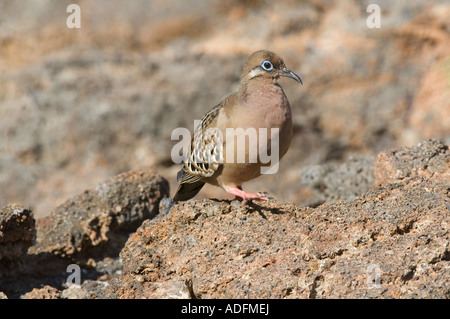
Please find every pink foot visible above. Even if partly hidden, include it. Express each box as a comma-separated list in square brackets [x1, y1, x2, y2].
[226, 187, 269, 205]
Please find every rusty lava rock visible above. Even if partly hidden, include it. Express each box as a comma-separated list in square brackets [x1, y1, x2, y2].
[2, 140, 449, 299]
[97, 140, 449, 299]
[104, 180, 449, 299]
[374, 139, 449, 187]
[31, 169, 170, 260]
[0, 204, 35, 262]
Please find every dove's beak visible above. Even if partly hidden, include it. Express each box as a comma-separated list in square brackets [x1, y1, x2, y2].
[280, 68, 303, 85]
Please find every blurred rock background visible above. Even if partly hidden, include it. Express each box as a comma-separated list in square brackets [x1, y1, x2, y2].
[0, 0, 449, 218]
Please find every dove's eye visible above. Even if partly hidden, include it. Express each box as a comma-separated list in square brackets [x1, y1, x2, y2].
[261, 60, 273, 71]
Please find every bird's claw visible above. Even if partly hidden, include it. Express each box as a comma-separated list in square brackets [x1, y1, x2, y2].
[255, 192, 270, 201]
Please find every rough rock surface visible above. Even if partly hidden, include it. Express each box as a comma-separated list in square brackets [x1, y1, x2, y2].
[300, 156, 376, 207]
[91, 139, 447, 299]
[102, 184, 449, 298]
[21, 285, 61, 299]
[374, 139, 449, 187]
[0, 204, 35, 261]
[31, 169, 170, 260]
[0, 204, 35, 279]
[0, 169, 168, 298]
[0, 139, 448, 298]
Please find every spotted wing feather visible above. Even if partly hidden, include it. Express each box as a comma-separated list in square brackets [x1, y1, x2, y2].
[178, 103, 224, 184]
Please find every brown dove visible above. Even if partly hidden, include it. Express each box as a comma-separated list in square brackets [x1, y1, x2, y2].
[173, 50, 302, 203]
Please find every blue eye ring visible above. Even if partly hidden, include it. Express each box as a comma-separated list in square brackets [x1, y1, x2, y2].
[261, 60, 273, 71]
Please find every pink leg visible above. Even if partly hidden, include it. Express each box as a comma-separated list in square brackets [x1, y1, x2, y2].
[233, 186, 244, 201]
[226, 187, 269, 204]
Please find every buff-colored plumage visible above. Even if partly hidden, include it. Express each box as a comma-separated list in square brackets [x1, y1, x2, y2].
[173, 50, 302, 203]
